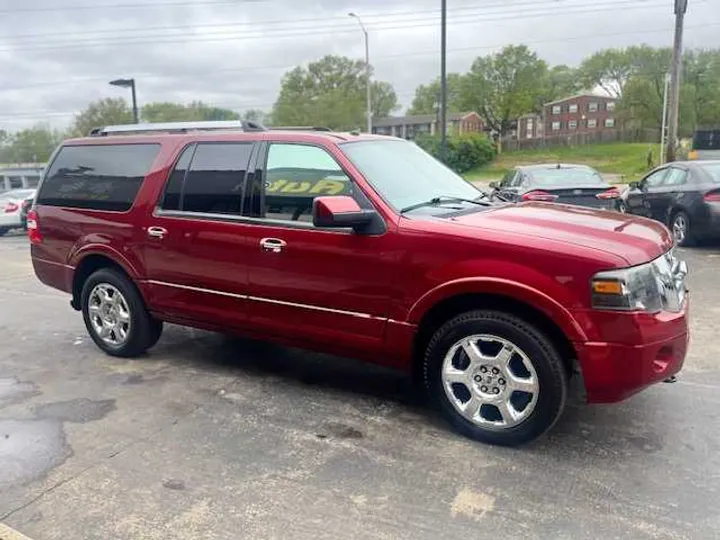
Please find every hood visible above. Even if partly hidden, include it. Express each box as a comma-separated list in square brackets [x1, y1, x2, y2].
[445, 202, 673, 265]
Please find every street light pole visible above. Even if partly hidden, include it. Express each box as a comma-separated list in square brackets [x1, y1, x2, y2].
[440, 0, 448, 158]
[109, 78, 139, 124]
[660, 73, 670, 165]
[349, 13, 372, 133]
[666, 0, 688, 162]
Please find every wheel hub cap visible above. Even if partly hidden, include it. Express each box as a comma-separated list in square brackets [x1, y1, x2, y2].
[88, 284, 131, 347]
[441, 335, 540, 431]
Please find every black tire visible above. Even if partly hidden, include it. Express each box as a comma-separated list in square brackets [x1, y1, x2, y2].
[81, 268, 160, 358]
[423, 310, 567, 447]
[670, 211, 694, 247]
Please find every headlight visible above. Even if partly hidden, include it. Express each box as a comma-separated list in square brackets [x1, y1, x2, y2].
[591, 252, 688, 313]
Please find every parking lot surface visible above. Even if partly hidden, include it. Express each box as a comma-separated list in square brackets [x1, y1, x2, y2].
[1, 231, 719, 539]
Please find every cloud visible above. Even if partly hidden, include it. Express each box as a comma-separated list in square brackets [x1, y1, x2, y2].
[1, 0, 718, 131]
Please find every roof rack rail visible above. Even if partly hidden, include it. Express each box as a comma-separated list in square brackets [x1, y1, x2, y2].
[89, 120, 267, 136]
[268, 126, 333, 132]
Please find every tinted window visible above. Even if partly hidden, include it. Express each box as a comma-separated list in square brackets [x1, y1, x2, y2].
[264, 143, 351, 223]
[182, 143, 252, 214]
[693, 130, 720, 150]
[161, 145, 195, 211]
[528, 168, 606, 187]
[38, 144, 160, 211]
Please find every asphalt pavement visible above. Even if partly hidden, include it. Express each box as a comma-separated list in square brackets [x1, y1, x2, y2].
[1, 231, 719, 539]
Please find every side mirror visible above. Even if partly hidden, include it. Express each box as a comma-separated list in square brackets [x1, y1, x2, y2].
[313, 196, 376, 231]
[488, 181, 499, 190]
[629, 181, 640, 190]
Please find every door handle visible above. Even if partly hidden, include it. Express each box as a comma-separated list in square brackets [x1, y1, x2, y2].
[147, 226, 168, 239]
[260, 238, 286, 253]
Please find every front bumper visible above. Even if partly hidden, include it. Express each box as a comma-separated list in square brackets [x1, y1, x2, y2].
[574, 300, 689, 403]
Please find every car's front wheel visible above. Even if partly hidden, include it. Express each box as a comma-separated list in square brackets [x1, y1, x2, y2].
[81, 268, 163, 357]
[423, 310, 568, 447]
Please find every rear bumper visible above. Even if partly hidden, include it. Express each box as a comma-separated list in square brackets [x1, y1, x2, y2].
[31, 255, 74, 295]
[693, 203, 720, 238]
[573, 304, 689, 403]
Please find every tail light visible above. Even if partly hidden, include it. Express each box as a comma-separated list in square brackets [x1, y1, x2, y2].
[704, 190, 720, 202]
[4, 202, 19, 213]
[522, 190, 558, 202]
[26, 210, 43, 244]
[596, 187, 621, 200]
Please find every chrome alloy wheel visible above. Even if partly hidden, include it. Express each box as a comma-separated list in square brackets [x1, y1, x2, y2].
[441, 334, 539, 430]
[672, 214, 688, 245]
[88, 283, 131, 347]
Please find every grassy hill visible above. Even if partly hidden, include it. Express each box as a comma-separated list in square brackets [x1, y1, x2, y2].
[465, 142, 663, 183]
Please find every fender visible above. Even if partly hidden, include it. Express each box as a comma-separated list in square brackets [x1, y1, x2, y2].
[69, 242, 142, 280]
[407, 277, 588, 343]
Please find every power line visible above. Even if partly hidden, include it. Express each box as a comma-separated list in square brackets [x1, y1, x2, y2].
[0, 0, 676, 53]
[0, 0, 270, 15]
[2, 20, 717, 96]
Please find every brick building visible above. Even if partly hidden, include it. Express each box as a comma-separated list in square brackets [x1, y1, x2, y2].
[517, 113, 544, 140]
[372, 112, 484, 140]
[543, 94, 618, 136]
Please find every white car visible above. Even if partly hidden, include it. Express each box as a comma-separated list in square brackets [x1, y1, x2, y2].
[0, 189, 36, 236]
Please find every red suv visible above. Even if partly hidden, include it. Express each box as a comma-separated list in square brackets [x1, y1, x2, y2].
[29, 121, 689, 446]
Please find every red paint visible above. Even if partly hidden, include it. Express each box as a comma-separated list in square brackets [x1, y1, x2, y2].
[31, 130, 688, 403]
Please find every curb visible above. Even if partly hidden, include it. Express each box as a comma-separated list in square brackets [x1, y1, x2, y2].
[0, 523, 34, 540]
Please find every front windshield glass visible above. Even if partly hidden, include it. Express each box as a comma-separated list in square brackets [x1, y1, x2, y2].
[529, 168, 605, 187]
[340, 139, 483, 212]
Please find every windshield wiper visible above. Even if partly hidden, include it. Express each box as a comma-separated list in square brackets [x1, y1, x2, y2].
[400, 196, 492, 214]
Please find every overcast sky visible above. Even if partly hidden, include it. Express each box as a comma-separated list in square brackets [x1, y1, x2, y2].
[1, 0, 719, 131]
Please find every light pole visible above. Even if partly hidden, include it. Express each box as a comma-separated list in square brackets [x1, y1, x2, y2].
[666, 0, 688, 162]
[349, 12, 372, 133]
[109, 78, 138, 124]
[660, 73, 671, 165]
[440, 0, 447, 158]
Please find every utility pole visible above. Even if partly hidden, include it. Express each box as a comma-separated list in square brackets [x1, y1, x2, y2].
[666, 0, 688, 162]
[660, 73, 670, 164]
[440, 0, 448, 158]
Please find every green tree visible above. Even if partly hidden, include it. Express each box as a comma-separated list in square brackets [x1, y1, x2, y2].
[540, 65, 582, 105]
[579, 48, 633, 98]
[407, 74, 466, 115]
[460, 45, 549, 137]
[142, 101, 240, 122]
[70, 98, 133, 137]
[372, 81, 400, 118]
[241, 109, 269, 125]
[0, 125, 63, 163]
[271, 55, 398, 130]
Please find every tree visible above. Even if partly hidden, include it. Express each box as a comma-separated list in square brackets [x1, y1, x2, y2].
[0, 125, 63, 163]
[540, 65, 582, 105]
[241, 109, 269, 125]
[271, 55, 398, 130]
[407, 74, 466, 115]
[371, 81, 399, 119]
[579, 48, 633, 98]
[70, 98, 133, 137]
[142, 101, 240, 122]
[460, 45, 549, 138]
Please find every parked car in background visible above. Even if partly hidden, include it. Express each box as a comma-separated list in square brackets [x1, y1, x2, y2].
[689, 127, 720, 161]
[0, 189, 36, 236]
[618, 161, 720, 246]
[489, 164, 620, 210]
[30, 122, 688, 447]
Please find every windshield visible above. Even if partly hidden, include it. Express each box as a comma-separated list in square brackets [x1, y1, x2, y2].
[529, 168, 605, 187]
[340, 139, 483, 212]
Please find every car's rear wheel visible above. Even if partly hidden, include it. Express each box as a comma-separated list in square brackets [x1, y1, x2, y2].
[423, 310, 567, 447]
[671, 211, 693, 247]
[81, 268, 163, 357]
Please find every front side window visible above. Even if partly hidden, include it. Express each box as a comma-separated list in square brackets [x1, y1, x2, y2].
[664, 168, 687, 186]
[37, 144, 160, 211]
[181, 143, 253, 214]
[644, 168, 669, 188]
[264, 143, 351, 223]
[340, 139, 482, 212]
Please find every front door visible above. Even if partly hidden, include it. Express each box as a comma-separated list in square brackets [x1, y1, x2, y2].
[142, 141, 256, 328]
[242, 141, 399, 354]
[628, 168, 668, 218]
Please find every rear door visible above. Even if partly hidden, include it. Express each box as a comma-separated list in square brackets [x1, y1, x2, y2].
[142, 141, 256, 328]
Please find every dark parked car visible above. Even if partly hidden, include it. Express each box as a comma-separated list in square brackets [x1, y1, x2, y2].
[619, 161, 720, 246]
[490, 164, 620, 210]
[29, 121, 688, 447]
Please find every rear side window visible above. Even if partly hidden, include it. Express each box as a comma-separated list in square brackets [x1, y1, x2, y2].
[182, 143, 253, 214]
[37, 144, 160, 212]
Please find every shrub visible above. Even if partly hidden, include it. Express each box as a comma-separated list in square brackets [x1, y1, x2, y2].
[415, 133, 496, 173]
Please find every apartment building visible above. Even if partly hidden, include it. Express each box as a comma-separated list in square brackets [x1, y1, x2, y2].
[544, 94, 618, 136]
